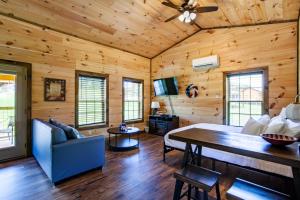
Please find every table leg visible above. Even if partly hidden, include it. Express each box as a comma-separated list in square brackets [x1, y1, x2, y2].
[108, 133, 111, 150]
[292, 167, 300, 200]
[196, 145, 202, 166]
[188, 145, 195, 165]
[181, 143, 191, 168]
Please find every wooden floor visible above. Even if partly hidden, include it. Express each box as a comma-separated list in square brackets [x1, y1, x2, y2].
[0, 134, 291, 200]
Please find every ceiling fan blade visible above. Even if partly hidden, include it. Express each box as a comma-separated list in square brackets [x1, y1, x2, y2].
[162, 1, 179, 9]
[192, 0, 198, 7]
[196, 6, 218, 13]
[165, 13, 181, 22]
[188, 0, 195, 6]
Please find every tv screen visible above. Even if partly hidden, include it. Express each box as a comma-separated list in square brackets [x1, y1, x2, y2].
[153, 77, 178, 96]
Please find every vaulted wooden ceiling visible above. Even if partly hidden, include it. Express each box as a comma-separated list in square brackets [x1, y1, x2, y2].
[0, 0, 299, 58]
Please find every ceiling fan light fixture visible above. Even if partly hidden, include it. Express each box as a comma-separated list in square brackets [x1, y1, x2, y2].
[178, 14, 185, 22]
[185, 16, 191, 23]
[183, 10, 190, 18]
[190, 12, 197, 20]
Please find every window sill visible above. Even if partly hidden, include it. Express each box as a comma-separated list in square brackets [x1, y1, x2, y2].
[76, 123, 108, 130]
[124, 119, 144, 125]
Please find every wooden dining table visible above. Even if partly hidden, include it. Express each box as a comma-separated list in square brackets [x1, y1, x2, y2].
[169, 128, 300, 200]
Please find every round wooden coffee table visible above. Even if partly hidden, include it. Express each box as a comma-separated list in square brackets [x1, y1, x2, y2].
[107, 127, 141, 151]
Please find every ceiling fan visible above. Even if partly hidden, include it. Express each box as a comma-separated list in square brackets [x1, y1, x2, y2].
[162, 0, 218, 23]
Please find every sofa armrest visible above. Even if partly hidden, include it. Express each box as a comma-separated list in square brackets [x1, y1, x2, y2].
[32, 119, 53, 179]
[51, 135, 105, 183]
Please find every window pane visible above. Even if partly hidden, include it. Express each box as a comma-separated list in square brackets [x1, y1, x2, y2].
[229, 114, 239, 126]
[251, 102, 262, 115]
[123, 79, 143, 122]
[229, 102, 239, 113]
[240, 102, 250, 114]
[227, 71, 265, 126]
[229, 86, 239, 101]
[77, 74, 107, 127]
[251, 88, 263, 101]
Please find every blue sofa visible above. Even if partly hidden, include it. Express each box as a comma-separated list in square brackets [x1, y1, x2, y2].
[32, 119, 105, 183]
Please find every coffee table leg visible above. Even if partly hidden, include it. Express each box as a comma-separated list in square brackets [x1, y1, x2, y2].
[292, 167, 300, 200]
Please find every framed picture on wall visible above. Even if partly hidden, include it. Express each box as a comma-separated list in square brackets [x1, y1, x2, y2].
[44, 78, 66, 101]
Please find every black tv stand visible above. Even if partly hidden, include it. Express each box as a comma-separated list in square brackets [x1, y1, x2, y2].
[149, 115, 179, 136]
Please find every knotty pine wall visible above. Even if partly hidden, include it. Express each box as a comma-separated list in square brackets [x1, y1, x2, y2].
[151, 22, 297, 127]
[0, 15, 150, 136]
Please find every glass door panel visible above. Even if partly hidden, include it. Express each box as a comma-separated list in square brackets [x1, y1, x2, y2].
[0, 64, 27, 162]
[0, 73, 15, 149]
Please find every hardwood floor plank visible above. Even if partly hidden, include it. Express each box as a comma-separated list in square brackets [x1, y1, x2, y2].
[0, 134, 291, 200]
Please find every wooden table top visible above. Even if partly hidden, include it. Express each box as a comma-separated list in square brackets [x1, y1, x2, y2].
[169, 128, 300, 168]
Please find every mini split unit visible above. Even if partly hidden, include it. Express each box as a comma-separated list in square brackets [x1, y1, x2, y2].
[192, 55, 219, 69]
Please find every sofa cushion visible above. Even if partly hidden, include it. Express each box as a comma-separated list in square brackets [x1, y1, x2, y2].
[51, 126, 68, 145]
[49, 119, 81, 139]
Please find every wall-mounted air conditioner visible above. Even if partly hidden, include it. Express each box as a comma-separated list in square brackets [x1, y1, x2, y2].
[192, 55, 219, 69]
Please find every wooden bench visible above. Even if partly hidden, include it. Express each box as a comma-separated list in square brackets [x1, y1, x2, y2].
[173, 164, 221, 200]
[226, 178, 290, 200]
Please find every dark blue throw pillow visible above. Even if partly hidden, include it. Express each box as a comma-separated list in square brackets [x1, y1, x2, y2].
[50, 126, 67, 145]
[49, 119, 81, 139]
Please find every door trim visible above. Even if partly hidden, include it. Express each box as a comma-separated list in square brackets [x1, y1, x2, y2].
[0, 59, 31, 162]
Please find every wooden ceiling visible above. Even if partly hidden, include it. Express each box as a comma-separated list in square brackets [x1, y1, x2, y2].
[0, 0, 299, 58]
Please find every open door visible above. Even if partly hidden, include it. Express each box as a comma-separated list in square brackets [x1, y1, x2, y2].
[0, 64, 28, 161]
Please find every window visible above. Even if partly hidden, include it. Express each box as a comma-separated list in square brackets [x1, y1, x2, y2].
[75, 71, 108, 129]
[225, 69, 268, 126]
[123, 78, 144, 123]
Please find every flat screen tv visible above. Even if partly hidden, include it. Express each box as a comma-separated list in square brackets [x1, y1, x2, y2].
[153, 77, 178, 96]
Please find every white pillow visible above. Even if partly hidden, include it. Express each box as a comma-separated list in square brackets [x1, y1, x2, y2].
[241, 117, 266, 135]
[257, 114, 270, 125]
[279, 107, 287, 119]
[282, 119, 300, 137]
[264, 116, 285, 134]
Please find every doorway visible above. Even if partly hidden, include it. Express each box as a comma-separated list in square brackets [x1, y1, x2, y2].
[0, 63, 29, 161]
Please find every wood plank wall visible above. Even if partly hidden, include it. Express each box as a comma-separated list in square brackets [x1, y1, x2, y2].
[297, 15, 300, 94]
[0, 15, 150, 136]
[151, 22, 297, 127]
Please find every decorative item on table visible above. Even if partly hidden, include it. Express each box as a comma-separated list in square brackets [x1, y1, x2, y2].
[44, 78, 66, 101]
[260, 133, 298, 146]
[151, 101, 160, 115]
[185, 84, 199, 98]
[119, 122, 127, 131]
[286, 94, 300, 120]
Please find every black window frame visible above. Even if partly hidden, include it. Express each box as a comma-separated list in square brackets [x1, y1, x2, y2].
[122, 77, 144, 124]
[224, 68, 268, 126]
[75, 70, 109, 130]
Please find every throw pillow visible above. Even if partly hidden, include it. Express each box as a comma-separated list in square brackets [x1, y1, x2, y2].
[264, 116, 285, 134]
[51, 126, 68, 144]
[49, 119, 81, 139]
[257, 114, 270, 125]
[279, 107, 287, 119]
[282, 119, 300, 138]
[241, 117, 265, 135]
